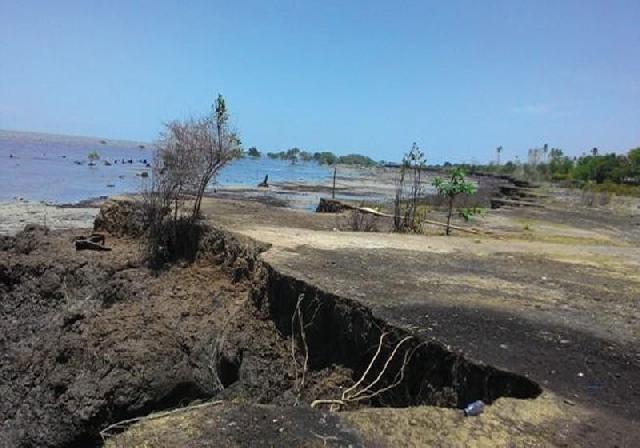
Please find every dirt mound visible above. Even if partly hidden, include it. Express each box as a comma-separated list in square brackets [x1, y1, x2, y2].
[93, 197, 146, 237]
[0, 228, 353, 447]
[0, 219, 544, 447]
[92, 197, 268, 281]
[10, 223, 51, 254]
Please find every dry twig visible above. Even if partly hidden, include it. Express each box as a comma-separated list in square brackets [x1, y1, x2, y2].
[99, 400, 223, 441]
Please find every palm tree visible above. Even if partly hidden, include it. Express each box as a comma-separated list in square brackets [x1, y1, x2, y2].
[496, 146, 503, 165]
[543, 144, 549, 162]
[550, 148, 563, 160]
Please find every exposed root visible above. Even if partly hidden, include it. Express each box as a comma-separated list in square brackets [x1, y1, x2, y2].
[341, 332, 388, 400]
[311, 334, 415, 411]
[197, 336, 225, 394]
[311, 431, 342, 447]
[291, 293, 322, 403]
[193, 303, 242, 395]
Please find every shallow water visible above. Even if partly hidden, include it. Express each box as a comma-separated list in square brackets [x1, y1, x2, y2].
[0, 130, 332, 204]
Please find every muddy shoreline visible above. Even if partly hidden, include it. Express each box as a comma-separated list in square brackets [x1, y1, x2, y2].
[0, 166, 503, 237]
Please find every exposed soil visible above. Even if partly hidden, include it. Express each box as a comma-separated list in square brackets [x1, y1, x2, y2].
[1, 212, 542, 447]
[197, 191, 640, 446]
[260, 244, 640, 421]
[0, 225, 353, 447]
[3, 181, 639, 447]
[253, 260, 541, 409]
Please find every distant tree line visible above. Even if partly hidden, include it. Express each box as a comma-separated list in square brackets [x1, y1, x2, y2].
[434, 146, 640, 191]
[264, 148, 377, 166]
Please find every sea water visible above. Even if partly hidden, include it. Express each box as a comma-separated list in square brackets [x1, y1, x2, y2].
[0, 130, 332, 204]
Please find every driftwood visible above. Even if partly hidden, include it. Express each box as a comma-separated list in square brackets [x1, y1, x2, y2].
[75, 240, 111, 251]
[490, 198, 544, 209]
[355, 206, 480, 234]
[74, 233, 111, 251]
[258, 174, 269, 188]
[319, 198, 480, 234]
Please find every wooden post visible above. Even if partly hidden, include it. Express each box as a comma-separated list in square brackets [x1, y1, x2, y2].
[332, 166, 337, 199]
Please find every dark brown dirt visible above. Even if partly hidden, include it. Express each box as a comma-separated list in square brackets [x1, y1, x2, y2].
[0, 212, 545, 447]
[0, 225, 351, 447]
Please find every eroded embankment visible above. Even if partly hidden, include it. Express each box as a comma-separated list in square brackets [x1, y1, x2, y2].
[0, 201, 542, 447]
[251, 262, 541, 408]
[112, 214, 542, 409]
[179, 208, 542, 410]
[0, 225, 286, 447]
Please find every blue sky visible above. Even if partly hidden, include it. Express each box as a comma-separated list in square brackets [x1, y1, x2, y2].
[1, 0, 639, 163]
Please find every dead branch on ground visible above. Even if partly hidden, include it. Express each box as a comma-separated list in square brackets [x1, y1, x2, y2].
[328, 199, 482, 234]
[99, 400, 223, 441]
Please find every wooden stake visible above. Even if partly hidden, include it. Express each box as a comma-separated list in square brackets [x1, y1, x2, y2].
[332, 166, 337, 199]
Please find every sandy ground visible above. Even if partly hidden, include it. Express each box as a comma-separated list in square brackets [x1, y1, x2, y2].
[0, 201, 99, 235]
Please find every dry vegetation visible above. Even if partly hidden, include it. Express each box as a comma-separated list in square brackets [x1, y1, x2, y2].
[141, 94, 241, 266]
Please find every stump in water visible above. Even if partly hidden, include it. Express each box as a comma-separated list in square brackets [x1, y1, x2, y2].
[316, 198, 350, 213]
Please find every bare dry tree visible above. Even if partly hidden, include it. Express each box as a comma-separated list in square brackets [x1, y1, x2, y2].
[393, 143, 426, 232]
[393, 165, 406, 232]
[185, 95, 242, 221]
[140, 95, 241, 264]
[151, 94, 241, 221]
[140, 151, 186, 264]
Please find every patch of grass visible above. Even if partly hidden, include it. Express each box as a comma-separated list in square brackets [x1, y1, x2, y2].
[583, 182, 640, 197]
[344, 393, 570, 448]
[516, 232, 618, 247]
